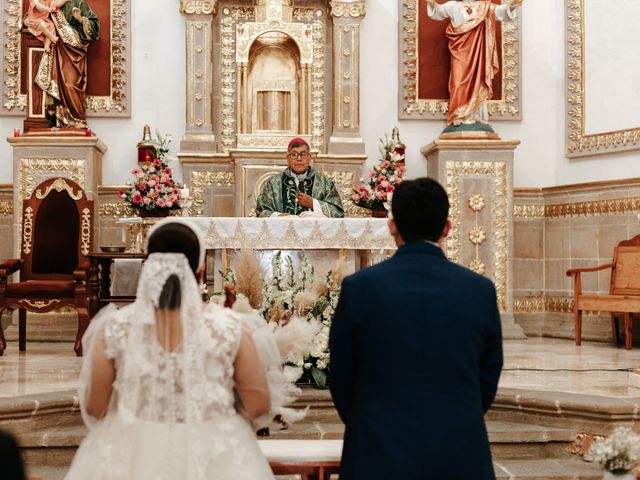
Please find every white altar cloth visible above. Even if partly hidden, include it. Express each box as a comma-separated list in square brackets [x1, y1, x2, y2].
[189, 217, 396, 250]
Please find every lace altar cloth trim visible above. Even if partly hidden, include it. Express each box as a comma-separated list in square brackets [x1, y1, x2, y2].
[191, 218, 396, 250]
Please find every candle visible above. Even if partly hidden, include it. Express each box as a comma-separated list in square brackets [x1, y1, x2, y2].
[85, 128, 92, 136]
[13, 128, 20, 137]
[180, 188, 190, 200]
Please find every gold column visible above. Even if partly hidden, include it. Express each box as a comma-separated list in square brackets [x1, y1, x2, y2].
[180, 1, 218, 152]
[328, 1, 366, 155]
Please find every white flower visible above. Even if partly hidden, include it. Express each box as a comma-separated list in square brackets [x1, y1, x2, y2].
[590, 427, 640, 473]
[304, 362, 312, 370]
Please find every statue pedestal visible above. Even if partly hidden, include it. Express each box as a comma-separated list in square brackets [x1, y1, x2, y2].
[7, 135, 106, 256]
[421, 139, 526, 340]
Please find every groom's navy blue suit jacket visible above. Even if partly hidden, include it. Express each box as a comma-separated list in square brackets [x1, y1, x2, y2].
[329, 242, 503, 480]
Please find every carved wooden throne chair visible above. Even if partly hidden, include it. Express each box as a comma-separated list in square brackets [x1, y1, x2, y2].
[0, 178, 93, 356]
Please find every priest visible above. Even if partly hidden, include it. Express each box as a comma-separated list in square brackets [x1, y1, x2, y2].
[255, 138, 344, 218]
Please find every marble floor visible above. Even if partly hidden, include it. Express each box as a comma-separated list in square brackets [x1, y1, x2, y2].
[1, 337, 640, 399]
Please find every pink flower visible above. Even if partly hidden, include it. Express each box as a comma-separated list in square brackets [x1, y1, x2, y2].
[131, 169, 141, 176]
[168, 194, 178, 203]
[138, 182, 148, 192]
[155, 184, 163, 192]
[156, 199, 166, 208]
[352, 193, 359, 202]
[132, 192, 143, 205]
[148, 180, 156, 187]
[369, 171, 376, 178]
[380, 180, 390, 189]
[143, 197, 152, 205]
[166, 201, 173, 208]
[164, 168, 172, 175]
[117, 188, 125, 198]
[153, 159, 162, 168]
[386, 185, 396, 193]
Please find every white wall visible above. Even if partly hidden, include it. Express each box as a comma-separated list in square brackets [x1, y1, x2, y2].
[1, 0, 639, 188]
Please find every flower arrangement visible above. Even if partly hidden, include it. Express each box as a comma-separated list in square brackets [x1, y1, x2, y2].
[352, 130, 406, 212]
[118, 130, 183, 214]
[214, 251, 346, 388]
[589, 427, 640, 476]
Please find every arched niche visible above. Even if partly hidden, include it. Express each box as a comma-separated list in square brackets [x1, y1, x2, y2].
[247, 32, 302, 134]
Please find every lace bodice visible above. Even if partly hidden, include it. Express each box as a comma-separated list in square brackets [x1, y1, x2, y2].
[104, 303, 242, 423]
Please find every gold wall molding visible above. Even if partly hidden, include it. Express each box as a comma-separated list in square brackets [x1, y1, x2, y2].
[445, 161, 508, 311]
[330, 1, 365, 18]
[0, 201, 13, 216]
[566, 0, 640, 157]
[546, 197, 640, 219]
[190, 171, 236, 216]
[180, 0, 217, 15]
[3, 0, 130, 116]
[513, 295, 575, 314]
[99, 202, 133, 217]
[399, 0, 520, 120]
[19, 158, 86, 201]
[513, 204, 545, 218]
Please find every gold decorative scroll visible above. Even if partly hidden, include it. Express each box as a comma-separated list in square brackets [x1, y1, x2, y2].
[329, 1, 366, 18]
[23, 206, 34, 255]
[99, 202, 134, 217]
[566, 0, 640, 157]
[2, 0, 131, 116]
[81, 207, 91, 255]
[180, 0, 217, 15]
[513, 295, 575, 314]
[513, 204, 545, 218]
[190, 171, 236, 216]
[220, 7, 255, 151]
[23, 299, 61, 309]
[446, 161, 508, 312]
[546, 197, 640, 218]
[399, 0, 521, 120]
[324, 171, 369, 217]
[19, 158, 86, 201]
[0, 201, 13, 216]
[35, 178, 83, 200]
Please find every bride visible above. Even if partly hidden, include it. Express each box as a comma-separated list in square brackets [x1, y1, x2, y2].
[66, 218, 275, 479]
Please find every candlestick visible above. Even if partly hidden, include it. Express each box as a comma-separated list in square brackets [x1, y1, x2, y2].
[85, 128, 92, 136]
[179, 188, 190, 200]
[13, 128, 20, 137]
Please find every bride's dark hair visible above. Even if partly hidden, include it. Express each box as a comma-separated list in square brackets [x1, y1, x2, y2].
[147, 223, 201, 309]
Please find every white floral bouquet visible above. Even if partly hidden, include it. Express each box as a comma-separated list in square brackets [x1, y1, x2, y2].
[215, 251, 346, 389]
[589, 426, 640, 474]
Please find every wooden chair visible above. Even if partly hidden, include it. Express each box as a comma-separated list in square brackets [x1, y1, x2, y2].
[567, 235, 640, 350]
[0, 178, 93, 356]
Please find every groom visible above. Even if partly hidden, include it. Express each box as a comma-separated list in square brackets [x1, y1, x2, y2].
[329, 178, 503, 479]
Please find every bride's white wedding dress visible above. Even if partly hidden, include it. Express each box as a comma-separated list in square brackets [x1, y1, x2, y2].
[65, 252, 274, 480]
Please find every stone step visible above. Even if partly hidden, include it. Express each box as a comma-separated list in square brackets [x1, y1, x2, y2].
[494, 458, 603, 479]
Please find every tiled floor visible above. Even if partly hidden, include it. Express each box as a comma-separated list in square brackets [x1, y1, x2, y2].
[1, 337, 640, 399]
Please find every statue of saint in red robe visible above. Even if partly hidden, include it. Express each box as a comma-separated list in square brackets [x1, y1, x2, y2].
[427, 0, 522, 126]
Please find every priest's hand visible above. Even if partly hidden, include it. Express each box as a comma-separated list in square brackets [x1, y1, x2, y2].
[510, 0, 523, 9]
[297, 192, 314, 210]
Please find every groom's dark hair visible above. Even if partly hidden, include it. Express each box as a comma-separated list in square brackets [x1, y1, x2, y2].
[392, 177, 449, 243]
[147, 223, 201, 309]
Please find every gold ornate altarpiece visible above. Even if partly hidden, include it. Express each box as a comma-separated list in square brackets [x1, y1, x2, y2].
[179, 0, 368, 217]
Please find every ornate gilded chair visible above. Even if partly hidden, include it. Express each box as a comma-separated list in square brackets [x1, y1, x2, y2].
[0, 178, 93, 356]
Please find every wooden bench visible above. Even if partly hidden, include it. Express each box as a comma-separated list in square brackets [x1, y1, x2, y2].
[567, 235, 640, 349]
[258, 439, 342, 480]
